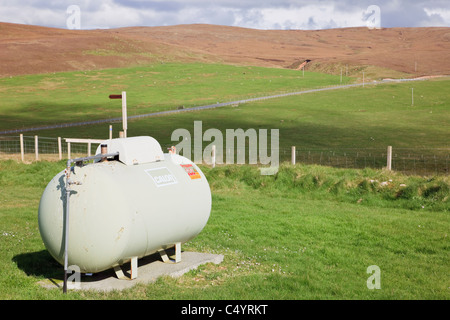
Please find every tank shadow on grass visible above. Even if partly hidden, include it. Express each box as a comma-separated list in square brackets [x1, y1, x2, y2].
[13, 245, 183, 288]
[13, 249, 115, 287]
[12, 250, 61, 280]
[12, 175, 73, 284]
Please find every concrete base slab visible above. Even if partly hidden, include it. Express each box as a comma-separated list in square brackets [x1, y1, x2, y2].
[38, 250, 224, 292]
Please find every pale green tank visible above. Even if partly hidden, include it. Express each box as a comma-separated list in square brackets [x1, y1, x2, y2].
[38, 136, 211, 273]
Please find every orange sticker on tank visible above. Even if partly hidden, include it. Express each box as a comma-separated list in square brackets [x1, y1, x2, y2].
[181, 164, 201, 179]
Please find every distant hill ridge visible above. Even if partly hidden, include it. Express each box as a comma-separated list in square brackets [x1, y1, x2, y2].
[1, 22, 449, 77]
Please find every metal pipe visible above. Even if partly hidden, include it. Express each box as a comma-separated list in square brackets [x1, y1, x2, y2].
[63, 164, 71, 294]
[62, 151, 119, 293]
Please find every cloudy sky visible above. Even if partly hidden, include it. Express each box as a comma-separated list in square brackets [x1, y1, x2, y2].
[0, 0, 449, 30]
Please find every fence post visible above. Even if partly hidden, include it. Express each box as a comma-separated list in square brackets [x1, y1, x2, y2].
[387, 146, 392, 171]
[88, 142, 91, 157]
[67, 142, 71, 160]
[291, 146, 296, 165]
[212, 145, 216, 168]
[20, 134, 24, 162]
[122, 91, 127, 138]
[109, 125, 113, 140]
[58, 137, 62, 160]
[34, 135, 39, 161]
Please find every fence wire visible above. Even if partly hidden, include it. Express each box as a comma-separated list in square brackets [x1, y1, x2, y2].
[0, 135, 448, 176]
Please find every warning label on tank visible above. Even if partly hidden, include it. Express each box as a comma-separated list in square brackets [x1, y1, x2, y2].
[181, 164, 201, 180]
[145, 167, 178, 187]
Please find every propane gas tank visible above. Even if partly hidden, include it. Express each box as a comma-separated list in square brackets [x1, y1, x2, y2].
[38, 136, 211, 273]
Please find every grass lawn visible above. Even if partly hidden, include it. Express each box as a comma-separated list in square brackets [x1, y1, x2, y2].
[0, 160, 448, 300]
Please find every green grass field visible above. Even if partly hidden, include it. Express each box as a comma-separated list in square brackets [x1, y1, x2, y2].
[3, 65, 446, 175]
[0, 160, 448, 300]
[0, 63, 347, 133]
[1, 64, 447, 152]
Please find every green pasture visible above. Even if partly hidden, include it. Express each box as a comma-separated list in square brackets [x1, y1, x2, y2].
[1, 63, 448, 155]
[1, 62, 448, 176]
[124, 77, 450, 151]
[0, 63, 347, 132]
[0, 160, 448, 299]
[5, 72, 446, 176]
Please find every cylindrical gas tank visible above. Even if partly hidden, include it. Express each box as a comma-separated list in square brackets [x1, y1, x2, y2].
[38, 136, 211, 273]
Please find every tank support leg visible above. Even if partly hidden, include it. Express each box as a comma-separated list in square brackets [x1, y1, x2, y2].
[174, 242, 181, 263]
[113, 257, 138, 280]
[158, 249, 170, 263]
[158, 243, 182, 264]
[130, 257, 138, 280]
[113, 265, 128, 280]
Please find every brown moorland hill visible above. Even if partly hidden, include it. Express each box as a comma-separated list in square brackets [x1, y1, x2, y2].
[1, 22, 449, 77]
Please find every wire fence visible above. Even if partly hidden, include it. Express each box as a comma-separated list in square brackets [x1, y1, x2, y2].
[0, 135, 98, 162]
[282, 148, 449, 176]
[0, 135, 448, 176]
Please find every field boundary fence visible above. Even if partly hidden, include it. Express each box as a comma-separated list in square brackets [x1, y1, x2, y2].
[0, 135, 448, 176]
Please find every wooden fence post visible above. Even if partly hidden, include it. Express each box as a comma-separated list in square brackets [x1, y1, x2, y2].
[67, 142, 71, 160]
[34, 135, 39, 161]
[122, 91, 127, 138]
[20, 134, 24, 162]
[88, 142, 92, 157]
[291, 146, 296, 165]
[58, 137, 62, 160]
[387, 146, 392, 171]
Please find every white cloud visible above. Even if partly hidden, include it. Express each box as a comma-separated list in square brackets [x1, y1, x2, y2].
[423, 7, 450, 26]
[0, 0, 449, 30]
[0, 2, 65, 27]
[233, 5, 367, 30]
[81, 1, 143, 28]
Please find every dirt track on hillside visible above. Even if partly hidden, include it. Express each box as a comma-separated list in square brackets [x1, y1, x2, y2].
[1, 22, 450, 77]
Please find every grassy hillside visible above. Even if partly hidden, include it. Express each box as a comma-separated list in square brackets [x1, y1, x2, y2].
[1, 64, 448, 151]
[0, 160, 448, 299]
[1, 63, 448, 176]
[0, 63, 346, 133]
[1, 62, 448, 148]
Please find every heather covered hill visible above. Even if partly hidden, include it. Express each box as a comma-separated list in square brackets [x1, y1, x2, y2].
[1, 22, 449, 77]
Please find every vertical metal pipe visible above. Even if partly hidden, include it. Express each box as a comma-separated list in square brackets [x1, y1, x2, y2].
[63, 163, 71, 294]
[60, 152, 118, 293]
